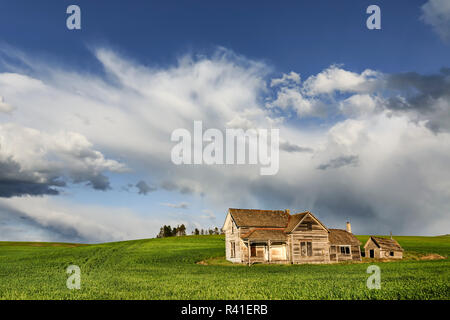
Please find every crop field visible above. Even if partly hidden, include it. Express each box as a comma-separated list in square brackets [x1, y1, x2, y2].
[0, 235, 449, 300]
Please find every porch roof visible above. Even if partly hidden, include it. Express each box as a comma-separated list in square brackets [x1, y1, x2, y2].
[241, 228, 287, 241]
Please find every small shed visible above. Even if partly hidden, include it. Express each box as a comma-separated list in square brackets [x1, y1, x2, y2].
[364, 236, 404, 259]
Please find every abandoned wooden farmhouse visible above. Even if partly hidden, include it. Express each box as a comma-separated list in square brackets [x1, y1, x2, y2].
[363, 236, 404, 259]
[223, 208, 362, 264]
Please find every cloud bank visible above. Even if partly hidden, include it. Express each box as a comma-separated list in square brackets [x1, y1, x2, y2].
[0, 46, 449, 241]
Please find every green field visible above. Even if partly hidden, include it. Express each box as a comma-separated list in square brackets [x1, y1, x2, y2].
[0, 235, 449, 300]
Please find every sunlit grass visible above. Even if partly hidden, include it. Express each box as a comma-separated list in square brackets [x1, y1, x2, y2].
[0, 235, 448, 299]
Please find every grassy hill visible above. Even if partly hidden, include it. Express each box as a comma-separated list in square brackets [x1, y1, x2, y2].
[0, 235, 448, 299]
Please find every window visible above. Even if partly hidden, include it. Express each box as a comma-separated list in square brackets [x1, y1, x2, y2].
[340, 246, 350, 255]
[390, 251, 394, 256]
[230, 241, 235, 258]
[301, 241, 313, 256]
[306, 222, 312, 231]
[231, 223, 234, 234]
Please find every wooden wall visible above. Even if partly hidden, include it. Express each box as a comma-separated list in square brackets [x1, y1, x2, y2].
[290, 216, 330, 264]
[331, 245, 361, 262]
[379, 249, 403, 259]
[224, 218, 243, 263]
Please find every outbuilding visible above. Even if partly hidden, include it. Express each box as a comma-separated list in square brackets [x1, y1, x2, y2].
[364, 236, 404, 259]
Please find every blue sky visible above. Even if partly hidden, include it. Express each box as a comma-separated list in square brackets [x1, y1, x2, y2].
[1, 0, 448, 74]
[0, 0, 449, 242]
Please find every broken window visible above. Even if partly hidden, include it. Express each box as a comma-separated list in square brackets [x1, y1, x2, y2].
[301, 241, 313, 256]
[230, 241, 235, 258]
[340, 246, 350, 255]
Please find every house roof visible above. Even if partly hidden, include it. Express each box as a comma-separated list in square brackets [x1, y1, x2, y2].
[284, 212, 309, 233]
[329, 229, 361, 245]
[228, 208, 289, 228]
[241, 228, 288, 241]
[369, 236, 404, 251]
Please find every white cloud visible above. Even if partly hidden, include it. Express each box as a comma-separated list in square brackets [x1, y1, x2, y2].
[303, 65, 380, 95]
[0, 46, 449, 238]
[270, 71, 301, 87]
[421, 0, 450, 42]
[268, 87, 325, 118]
[0, 123, 126, 194]
[161, 202, 189, 209]
[0, 96, 14, 113]
[339, 94, 381, 117]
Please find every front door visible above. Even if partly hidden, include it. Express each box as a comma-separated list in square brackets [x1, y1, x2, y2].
[370, 249, 374, 258]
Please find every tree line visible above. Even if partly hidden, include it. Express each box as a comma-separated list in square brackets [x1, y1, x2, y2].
[156, 224, 223, 238]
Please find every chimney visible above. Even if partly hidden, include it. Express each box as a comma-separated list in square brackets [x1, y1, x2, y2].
[285, 209, 290, 215]
[390, 231, 393, 239]
[346, 221, 352, 233]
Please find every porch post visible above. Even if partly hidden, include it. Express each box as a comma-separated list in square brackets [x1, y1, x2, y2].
[268, 240, 271, 263]
[290, 234, 294, 264]
[248, 240, 251, 266]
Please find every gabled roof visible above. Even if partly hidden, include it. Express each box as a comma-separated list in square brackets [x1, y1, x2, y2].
[241, 228, 287, 241]
[284, 212, 309, 233]
[228, 208, 289, 228]
[329, 229, 360, 245]
[284, 211, 329, 233]
[368, 236, 404, 251]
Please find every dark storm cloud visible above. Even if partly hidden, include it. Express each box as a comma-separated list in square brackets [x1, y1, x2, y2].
[0, 155, 114, 197]
[386, 68, 450, 132]
[388, 69, 450, 101]
[136, 180, 157, 195]
[279, 141, 313, 153]
[86, 174, 111, 191]
[0, 180, 60, 197]
[316, 155, 359, 170]
[0, 203, 88, 242]
[0, 157, 62, 197]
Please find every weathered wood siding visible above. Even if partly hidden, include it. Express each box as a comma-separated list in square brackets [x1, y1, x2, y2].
[290, 216, 330, 264]
[379, 249, 403, 259]
[364, 238, 380, 258]
[270, 243, 287, 261]
[224, 218, 242, 263]
[331, 245, 361, 262]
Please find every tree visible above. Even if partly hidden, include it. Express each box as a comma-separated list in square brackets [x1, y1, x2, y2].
[163, 225, 172, 238]
[177, 224, 186, 236]
[194, 228, 200, 235]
